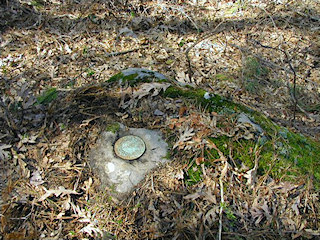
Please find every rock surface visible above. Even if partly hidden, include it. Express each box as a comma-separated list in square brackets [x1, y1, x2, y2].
[89, 124, 168, 197]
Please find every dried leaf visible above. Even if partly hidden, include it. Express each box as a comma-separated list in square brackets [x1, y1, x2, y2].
[0, 144, 11, 160]
[204, 207, 219, 226]
[291, 196, 300, 216]
[80, 222, 103, 237]
[4, 230, 26, 240]
[62, 195, 71, 211]
[304, 229, 320, 236]
[38, 186, 80, 201]
[18, 159, 30, 178]
[261, 201, 271, 221]
[56, 211, 65, 219]
[220, 161, 228, 179]
[118, 27, 137, 38]
[30, 171, 44, 187]
[250, 206, 263, 225]
[121, 82, 170, 109]
[173, 127, 195, 149]
[179, 106, 187, 117]
[175, 170, 184, 180]
[133, 82, 171, 99]
[243, 155, 259, 186]
[154, 109, 165, 116]
[195, 157, 205, 165]
[176, 71, 192, 85]
[183, 191, 203, 200]
[204, 188, 217, 204]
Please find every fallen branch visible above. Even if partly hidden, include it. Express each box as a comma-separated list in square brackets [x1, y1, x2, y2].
[104, 47, 147, 58]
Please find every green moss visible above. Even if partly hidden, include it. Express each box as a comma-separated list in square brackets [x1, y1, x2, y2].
[107, 73, 146, 86]
[163, 86, 205, 99]
[107, 72, 121, 82]
[105, 123, 120, 133]
[304, 103, 320, 112]
[207, 136, 256, 169]
[36, 88, 57, 105]
[163, 86, 246, 113]
[106, 69, 167, 86]
[213, 73, 234, 82]
[186, 164, 202, 185]
[242, 56, 269, 93]
[206, 129, 320, 187]
[162, 150, 172, 160]
[106, 70, 320, 187]
[285, 131, 320, 181]
[244, 57, 269, 79]
[164, 85, 320, 186]
[249, 112, 320, 184]
[250, 111, 279, 136]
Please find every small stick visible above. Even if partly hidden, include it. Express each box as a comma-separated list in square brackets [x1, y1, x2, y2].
[250, 40, 298, 122]
[104, 47, 147, 58]
[207, 139, 228, 240]
[0, 98, 18, 135]
[219, 161, 228, 240]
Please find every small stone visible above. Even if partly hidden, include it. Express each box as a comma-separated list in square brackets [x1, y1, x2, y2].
[204, 92, 211, 99]
[237, 113, 263, 134]
[154, 109, 165, 116]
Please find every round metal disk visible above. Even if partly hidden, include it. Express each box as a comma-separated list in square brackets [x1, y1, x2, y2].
[114, 135, 146, 160]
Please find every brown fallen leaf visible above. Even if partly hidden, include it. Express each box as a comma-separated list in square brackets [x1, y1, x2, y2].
[38, 186, 80, 201]
[195, 157, 205, 165]
[173, 127, 195, 149]
[183, 191, 204, 201]
[4, 230, 26, 240]
[179, 106, 187, 117]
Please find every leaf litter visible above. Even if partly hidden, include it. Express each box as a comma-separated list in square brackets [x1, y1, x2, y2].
[0, 0, 320, 239]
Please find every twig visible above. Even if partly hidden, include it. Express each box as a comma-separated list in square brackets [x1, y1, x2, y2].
[104, 47, 146, 58]
[219, 161, 228, 240]
[249, 39, 298, 122]
[295, 10, 320, 22]
[228, 43, 291, 74]
[156, 3, 200, 30]
[0, 97, 18, 135]
[151, 175, 155, 193]
[207, 140, 228, 240]
[256, 6, 277, 29]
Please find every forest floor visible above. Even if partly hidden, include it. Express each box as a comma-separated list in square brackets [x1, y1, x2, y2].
[0, 0, 319, 239]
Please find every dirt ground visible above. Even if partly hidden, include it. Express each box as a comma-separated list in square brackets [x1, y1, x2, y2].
[0, 0, 319, 239]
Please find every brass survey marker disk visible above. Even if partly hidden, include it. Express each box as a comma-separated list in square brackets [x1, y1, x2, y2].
[114, 135, 146, 160]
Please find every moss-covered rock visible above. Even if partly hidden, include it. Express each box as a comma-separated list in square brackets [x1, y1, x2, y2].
[107, 68, 167, 86]
[108, 69, 320, 187]
[163, 85, 320, 186]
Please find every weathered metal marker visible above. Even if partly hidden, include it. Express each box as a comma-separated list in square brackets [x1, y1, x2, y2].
[114, 135, 146, 160]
